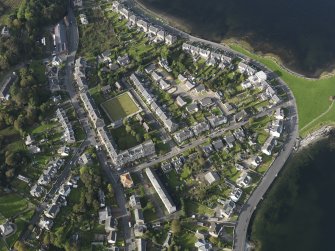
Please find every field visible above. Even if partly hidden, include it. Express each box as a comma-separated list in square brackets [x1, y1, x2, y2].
[228, 43, 335, 137]
[101, 92, 140, 122]
[0, 193, 34, 249]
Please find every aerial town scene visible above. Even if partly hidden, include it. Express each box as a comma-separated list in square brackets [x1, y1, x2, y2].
[0, 0, 334, 251]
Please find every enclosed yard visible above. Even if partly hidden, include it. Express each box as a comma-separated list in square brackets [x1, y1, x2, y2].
[101, 92, 140, 122]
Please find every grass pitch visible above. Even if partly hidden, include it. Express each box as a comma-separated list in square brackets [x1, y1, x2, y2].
[101, 92, 140, 122]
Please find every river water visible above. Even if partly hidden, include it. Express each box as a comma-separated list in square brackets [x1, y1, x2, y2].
[138, 0, 335, 77]
[250, 135, 335, 251]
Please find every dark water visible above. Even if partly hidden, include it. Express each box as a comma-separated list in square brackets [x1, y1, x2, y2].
[138, 0, 335, 77]
[250, 135, 335, 251]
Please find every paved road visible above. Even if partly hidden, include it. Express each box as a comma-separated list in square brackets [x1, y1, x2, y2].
[64, 5, 135, 250]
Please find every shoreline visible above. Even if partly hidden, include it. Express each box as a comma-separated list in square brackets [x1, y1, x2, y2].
[298, 125, 334, 151]
[135, 0, 335, 79]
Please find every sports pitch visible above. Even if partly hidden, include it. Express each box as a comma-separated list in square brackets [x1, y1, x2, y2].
[101, 92, 140, 122]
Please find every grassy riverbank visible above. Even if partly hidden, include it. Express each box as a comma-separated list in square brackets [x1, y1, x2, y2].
[227, 42, 335, 137]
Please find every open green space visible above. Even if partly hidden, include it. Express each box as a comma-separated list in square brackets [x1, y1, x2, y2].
[0, 193, 34, 248]
[229, 43, 335, 136]
[101, 92, 140, 122]
[110, 126, 140, 151]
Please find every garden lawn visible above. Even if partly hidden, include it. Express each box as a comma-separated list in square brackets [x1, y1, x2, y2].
[0, 193, 30, 220]
[101, 92, 140, 122]
[229, 44, 335, 136]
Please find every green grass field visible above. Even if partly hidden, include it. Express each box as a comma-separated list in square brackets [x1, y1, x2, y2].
[101, 92, 140, 122]
[0, 193, 34, 249]
[229, 43, 335, 136]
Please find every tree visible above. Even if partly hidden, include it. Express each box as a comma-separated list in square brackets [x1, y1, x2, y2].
[14, 241, 27, 251]
[170, 219, 181, 234]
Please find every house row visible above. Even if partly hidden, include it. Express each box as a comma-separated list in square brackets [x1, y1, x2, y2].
[98, 206, 118, 245]
[96, 124, 155, 166]
[53, 21, 67, 55]
[80, 92, 156, 166]
[239, 68, 281, 104]
[182, 42, 232, 67]
[39, 180, 74, 231]
[56, 108, 76, 143]
[261, 136, 277, 156]
[74, 57, 88, 91]
[0, 72, 18, 100]
[145, 168, 176, 214]
[130, 73, 178, 132]
[79, 92, 105, 128]
[129, 195, 146, 237]
[173, 121, 210, 144]
[36, 159, 65, 187]
[112, 1, 177, 45]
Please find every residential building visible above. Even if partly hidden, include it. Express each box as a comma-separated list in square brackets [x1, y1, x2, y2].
[270, 119, 283, 138]
[275, 108, 285, 120]
[199, 97, 213, 107]
[130, 73, 178, 132]
[151, 71, 162, 82]
[0, 222, 13, 237]
[148, 25, 159, 35]
[107, 230, 117, 244]
[119, 7, 129, 19]
[0, 72, 18, 100]
[44, 204, 60, 219]
[199, 48, 211, 59]
[261, 136, 277, 156]
[250, 155, 263, 168]
[230, 187, 243, 202]
[207, 115, 227, 128]
[174, 128, 194, 144]
[237, 62, 256, 76]
[212, 139, 224, 151]
[98, 189, 106, 208]
[129, 14, 137, 25]
[30, 184, 45, 198]
[224, 134, 236, 148]
[159, 79, 170, 90]
[204, 171, 220, 185]
[234, 110, 248, 122]
[38, 217, 54, 230]
[176, 96, 187, 107]
[117, 54, 130, 66]
[194, 239, 212, 251]
[194, 84, 206, 93]
[105, 216, 118, 232]
[136, 238, 147, 251]
[129, 195, 141, 208]
[54, 22, 67, 55]
[165, 34, 177, 45]
[237, 171, 252, 188]
[25, 135, 34, 146]
[145, 168, 176, 214]
[186, 103, 199, 113]
[157, 30, 165, 41]
[99, 206, 112, 224]
[56, 108, 76, 143]
[191, 121, 210, 136]
[220, 200, 235, 219]
[73, 0, 82, 7]
[184, 80, 195, 91]
[209, 222, 223, 238]
[120, 172, 134, 188]
[59, 185, 71, 197]
[80, 92, 105, 128]
[137, 19, 148, 32]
